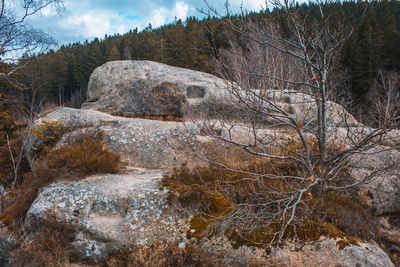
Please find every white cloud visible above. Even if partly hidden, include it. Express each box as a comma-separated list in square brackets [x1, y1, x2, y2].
[174, 1, 190, 20]
[149, 9, 167, 28]
[229, 0, 266, 11]
[246, 0, 266, 10]
[29, 0, 271, 45]
[59, 10, 129, 39]
[147, 1, 191, 28]
[40, 5, 59, 17]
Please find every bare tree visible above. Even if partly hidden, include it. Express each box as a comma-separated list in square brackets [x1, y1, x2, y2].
[0, 0, 63, 190]
[368, 70, 400, 128]
[189, 0, 400, 246]
[0, 0, 63, 77]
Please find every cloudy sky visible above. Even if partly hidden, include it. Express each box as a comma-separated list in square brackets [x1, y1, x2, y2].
[29, 0, 266, 46]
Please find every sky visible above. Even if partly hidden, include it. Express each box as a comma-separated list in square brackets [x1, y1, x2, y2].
[29, 0, 267, 47]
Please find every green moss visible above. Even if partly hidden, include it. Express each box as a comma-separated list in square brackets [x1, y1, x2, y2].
[164, 160, 364, 251]
[318, 191, 377, 239]
[227, 221, 361, 250]
[188, 194, 232, 238]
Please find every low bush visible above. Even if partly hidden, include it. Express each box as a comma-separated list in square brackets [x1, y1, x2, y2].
[0, 132, 122, 227]
[106, 242, 219, 267]
[163, 157, 375, 250]
[315, 191, 378, 240]
[46, 136, 121, 178]
[10, 216, 76, 267]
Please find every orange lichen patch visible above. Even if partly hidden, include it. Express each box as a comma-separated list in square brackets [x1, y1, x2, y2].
[26, 120, 66, 159]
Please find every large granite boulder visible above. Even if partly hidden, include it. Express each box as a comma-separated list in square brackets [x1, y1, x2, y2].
[24, 168, 189, 261]
[24, 168, 395, 265]
[269, 239, 394, 266]
[350, 146, 400, 215]
[23, 108, 199, 169]
[199, 236, 394, 267]
[23, 107, 400, 215]
[81, 60, 228, 118]
[82, 60, 360, 129]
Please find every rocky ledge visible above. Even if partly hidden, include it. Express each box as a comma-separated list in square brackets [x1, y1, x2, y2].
[25, 168, 189, 261]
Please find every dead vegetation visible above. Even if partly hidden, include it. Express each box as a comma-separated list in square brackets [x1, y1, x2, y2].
[9, 217, 76, 267]
[0, 129, 122, 228]
[162, 139, 377, 251]
[106, 242, 220, 267]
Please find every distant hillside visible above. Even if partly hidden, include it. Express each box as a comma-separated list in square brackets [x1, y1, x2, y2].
[4, 0, 400, 113]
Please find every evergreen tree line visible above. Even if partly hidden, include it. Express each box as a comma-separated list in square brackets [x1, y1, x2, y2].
[3, 0, 400, 114]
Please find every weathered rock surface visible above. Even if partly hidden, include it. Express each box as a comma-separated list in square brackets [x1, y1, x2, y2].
[23, 107, 199, 169]
[24, 168, 189, 261]
[0, 228, 15, 267]
[350, 146, 400, 215]
[81, 60, 228, 118]
[23, 107, 400, 215]
[198, 236, 394, 267]
[82, 60, 360, 129]
[269, 239, 394, 267]
[25, 166, 395, 265]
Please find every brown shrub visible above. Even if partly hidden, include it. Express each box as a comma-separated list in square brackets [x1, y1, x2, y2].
[46, 137, 121, 178]
[163, 159, 373, 249]
[10, 217, 76, 267]
[106, 242, 219, 267]
[142, 82, 186, 119]
[313, 191, 378, 240]
[0, 133, 122, 227]
[0, 112, 17, 147]
[0, 165, 59, 228]
[227, 221, 361, 250]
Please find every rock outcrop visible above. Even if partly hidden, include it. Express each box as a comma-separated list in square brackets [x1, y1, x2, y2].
[25, 166, 395, 265]
[199, 237, 394, 267]
[20, 61, 400, 265]
[81, 60, 228, 118]
[24, 168, 189, 261]
[350, 146, 400, 215]
[23, 108, 198, 169]
[269, 239, 394, 267]
[82, 60, 360, 129]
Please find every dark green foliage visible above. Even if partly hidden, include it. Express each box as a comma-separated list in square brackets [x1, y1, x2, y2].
[3, 0, 398, 119]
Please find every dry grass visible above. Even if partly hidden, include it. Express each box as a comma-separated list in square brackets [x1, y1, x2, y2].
[106, 242, 221, 267]
[0, 132, 122, 228]
[163, 138, 375, 249]
[10, 216, 76, 267]
[314, 191, 378, 240]
[46, 137, 121, 178]
[0, 135, 31, 187]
